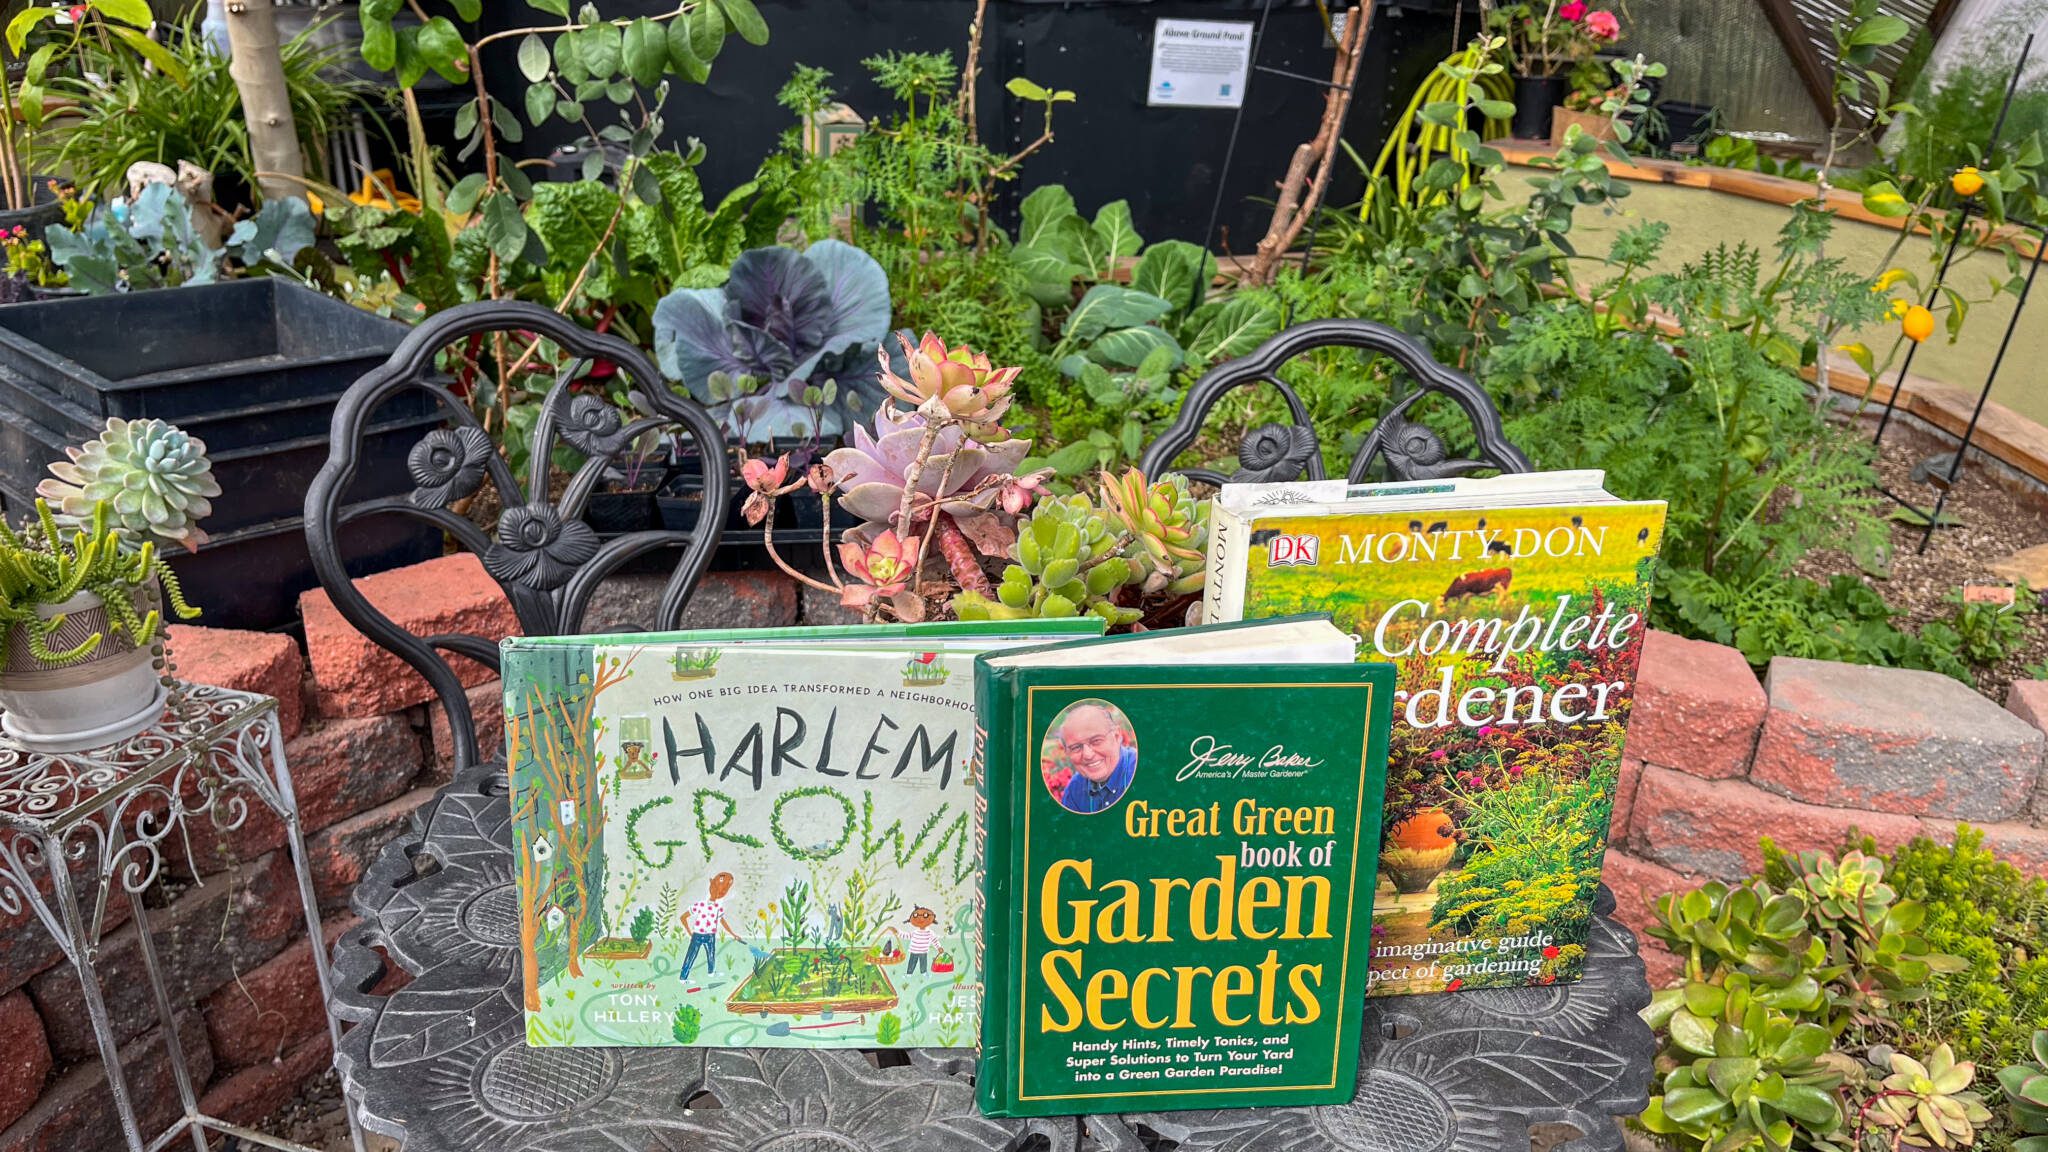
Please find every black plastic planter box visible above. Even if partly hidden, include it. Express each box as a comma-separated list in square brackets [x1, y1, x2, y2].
[0, 278, 429, 428]
[0, 278, 444, 630]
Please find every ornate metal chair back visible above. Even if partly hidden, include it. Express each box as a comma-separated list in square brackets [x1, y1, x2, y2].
[304, 300, 730, 773]
[1137, 318, 1534, 485]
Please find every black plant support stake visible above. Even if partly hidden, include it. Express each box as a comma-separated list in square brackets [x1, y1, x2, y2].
[1915, 222, 2044, 555]
[1873, 33, 2033, 448]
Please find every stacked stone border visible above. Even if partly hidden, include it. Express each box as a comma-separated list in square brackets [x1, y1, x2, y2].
[5, 555, 2045, 1142]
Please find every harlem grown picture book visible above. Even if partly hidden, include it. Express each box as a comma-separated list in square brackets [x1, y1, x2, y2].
[973, 617, 1393, 1116]
[502, 619, 1102, 1049]
[1206, 472, 1666, 997]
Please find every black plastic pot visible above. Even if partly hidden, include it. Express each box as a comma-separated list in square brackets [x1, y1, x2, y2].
[1513, 75, 1565, 140]
[1657, 101, 1716, 150]
[0, 177, 67, 248]
[0, 278, 441, 629]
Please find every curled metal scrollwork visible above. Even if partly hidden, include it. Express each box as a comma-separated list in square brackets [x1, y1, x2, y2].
[1235, 423, 1322, 483]
[1138, 320, 1534, 486]
[305, 301, 733, 775]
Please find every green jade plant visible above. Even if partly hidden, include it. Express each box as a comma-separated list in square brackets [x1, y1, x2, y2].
[1999, 1030, 2048, 1152]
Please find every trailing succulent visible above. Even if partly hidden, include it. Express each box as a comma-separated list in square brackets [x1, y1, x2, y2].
[38, 417, 221, 552]
[0, 499, 198, 668]
[652, 239, 891, 443]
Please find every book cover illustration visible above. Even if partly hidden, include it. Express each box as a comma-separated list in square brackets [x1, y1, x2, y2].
[1221, 500, 1665, 995]
[976, 634, 1391, 1116]
[503, 621, 1096, 1048]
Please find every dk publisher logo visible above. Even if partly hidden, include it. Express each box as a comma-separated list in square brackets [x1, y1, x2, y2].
[1266, 533, 1320, 567]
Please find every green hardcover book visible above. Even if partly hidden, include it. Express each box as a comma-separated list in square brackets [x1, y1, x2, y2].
[1204, 470, 1667, 996]
[502, 618, 1101, 1048]
[973, 617, 1393, 1117]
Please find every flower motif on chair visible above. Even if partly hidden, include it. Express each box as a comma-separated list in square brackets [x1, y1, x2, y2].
[560, 392, 631, 460]
[408, 427, 494, 509]
[484, 503, 600, 590]
[1233, 423, 1321, 483]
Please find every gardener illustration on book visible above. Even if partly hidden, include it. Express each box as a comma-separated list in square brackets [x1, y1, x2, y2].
[679, 871, 746, 981]
[882, 905, 942, 975]
[1045, 699, 1139, 814]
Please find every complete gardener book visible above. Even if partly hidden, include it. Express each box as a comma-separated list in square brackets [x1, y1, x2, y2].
[973, 617, 1393, 1117]
[1206, 472, 1666, 996]
[502, 619, 1101, 1049]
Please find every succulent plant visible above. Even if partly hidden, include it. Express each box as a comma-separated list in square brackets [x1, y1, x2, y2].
[878, 331, 1018, 442]
[954, 494, 1139, 626]
[1867, 1044, 1992, 1149]
[1640, 972, 1845, 1150]
[1099, 468, 1206, 598]
[1787, 848, 1893, 931]
[38, 417, 219, 552]
[0, 499, 199, 667]
[1996, 1029, 2048, 1152]
[839, 529, 921, 610]
[823, 404, 1032, 534]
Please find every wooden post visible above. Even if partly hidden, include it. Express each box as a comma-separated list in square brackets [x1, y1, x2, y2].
[1247, 6, 1369, 285]
[224, 0, 305, 202]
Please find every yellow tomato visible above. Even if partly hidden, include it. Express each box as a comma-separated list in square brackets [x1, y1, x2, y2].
[1902, 304, 1935, 343]
[1952, 166, 1985, 196]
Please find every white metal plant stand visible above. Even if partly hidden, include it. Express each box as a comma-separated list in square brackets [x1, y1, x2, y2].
[0, 682, 364, 1152]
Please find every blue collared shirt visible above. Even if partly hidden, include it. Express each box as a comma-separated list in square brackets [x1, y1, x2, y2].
[1060, 746, 1137, 813]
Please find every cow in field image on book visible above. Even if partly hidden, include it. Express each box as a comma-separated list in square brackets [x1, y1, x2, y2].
[973, 618, 1392, 1116]
[1206, 471, 1666, 996]
[501, 619, 1099, 1049]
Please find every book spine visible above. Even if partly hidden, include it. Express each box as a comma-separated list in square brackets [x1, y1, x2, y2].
[1205, 501, 1251, 624]
[972, 661, 1016, 1115]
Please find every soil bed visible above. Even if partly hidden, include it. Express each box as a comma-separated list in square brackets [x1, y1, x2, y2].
[1795, 419, 2048, 699]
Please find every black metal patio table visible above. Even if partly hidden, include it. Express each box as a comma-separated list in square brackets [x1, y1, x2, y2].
[310, 303, 1656, 1152]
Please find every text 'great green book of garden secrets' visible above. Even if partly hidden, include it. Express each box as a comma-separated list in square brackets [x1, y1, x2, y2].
[973, 618, 1392, 1116]
[502, 619, 1100, 1049]
[1206, 471, 1666, 996]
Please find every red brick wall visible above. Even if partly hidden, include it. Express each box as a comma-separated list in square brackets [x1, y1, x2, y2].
[1606, 630, 2048, 988]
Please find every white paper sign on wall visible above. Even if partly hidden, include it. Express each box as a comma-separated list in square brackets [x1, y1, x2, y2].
[1147, 19, 1255, 108]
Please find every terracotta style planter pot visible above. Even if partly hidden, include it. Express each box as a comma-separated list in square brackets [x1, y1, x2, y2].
[1381, 806, 1458, 894]
[1550, 107, 1619, 146]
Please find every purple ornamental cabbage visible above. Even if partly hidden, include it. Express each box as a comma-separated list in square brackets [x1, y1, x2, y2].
[652, 239, 891, 442]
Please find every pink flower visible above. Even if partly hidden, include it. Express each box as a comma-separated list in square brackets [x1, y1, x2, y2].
[739, 454, 790, 526]
[1476, 725, 1496, 738]
[998, 472, 1047, 516]
[1559, 0, 1586, 20]
[741, 454, 790, 493]
[1585, 10, 1620, 39]
[1429, 749, 1448, 761]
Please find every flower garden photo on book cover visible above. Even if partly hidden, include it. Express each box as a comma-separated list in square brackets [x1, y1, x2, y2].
[1237, 502, 1664, 995]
